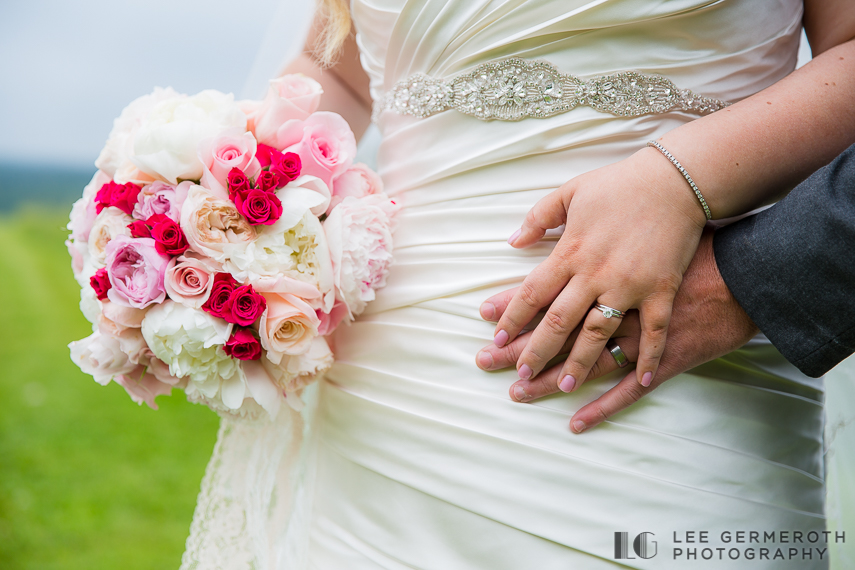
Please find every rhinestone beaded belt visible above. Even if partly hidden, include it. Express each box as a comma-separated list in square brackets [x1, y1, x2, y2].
[373, 58, 730, 123]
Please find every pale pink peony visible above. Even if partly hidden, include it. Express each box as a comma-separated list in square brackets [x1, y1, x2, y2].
[247, 74, 323, 147]
[198, 131, 261, 199]
[180, 186, 256, 261]
[105, 235, 170, 309]
[69, 170, 111, 243]
[328, 163, 384, 213]
[324, 195, 398, 317]
[69, 331, 138, 386]
[164, 253, 219, 309]
[115, 365, 175, 409]
[133, 180, 191, 221]
[277, 112, 356, 188]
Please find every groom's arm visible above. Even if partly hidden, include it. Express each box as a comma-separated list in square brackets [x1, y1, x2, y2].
[713, 143, 855, 377]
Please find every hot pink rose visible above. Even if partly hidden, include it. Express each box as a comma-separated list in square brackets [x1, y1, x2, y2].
[234, 188, 283, 226]
[225, 284, 267, 326]
[248, 75, 323, 147]
[227, 168, 251, 201]
[223, 328, 262, 360]
[328, 163, 384, 213]
[133, 180, 190, 221]
[256, 145, 301, 189]
[96, 180, 142, 217]
[105, 235, 170, 309]
[202, 272, 240, 318]
[90, 268, 112, 300]
[164, 254, 218, 309]
[199, 131, 262, 199]
[277, 112, 357, 188]
[148, 214, 189, 256]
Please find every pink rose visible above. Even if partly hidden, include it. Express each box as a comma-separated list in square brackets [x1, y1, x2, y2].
[69, 170, 111, 243]
[317, 299, 349, 336]
[277, 112, 357, 188]
[328, 163, 384, 213]
[96, 180, 142, 217]
[148, 214, 189, 256]
[114, 365, 175, 409]
[248, 74, 323, 147]
[133, 180, 190, 221]
[199, 131, 262, 199]
[90, 267, 111, 300]
[69, 331, 138, 386]
[234, 188, 283, 226]
[225, 284, 267, 326]
[105, 235, 170, 309]
[259, 291, 321, 362]
[164, 254, 218, 309]
[202, 272, 239, 319]
[223, 328, 262, 360]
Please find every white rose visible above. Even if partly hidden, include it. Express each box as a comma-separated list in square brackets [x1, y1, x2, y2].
[88, 206, 133, 265]
[132, 90, 247, 183]
[69, 330, 137, 385]
[141, 301, 236, 384]
[324, 195, 397, 317]
[95, 87, 182, 179]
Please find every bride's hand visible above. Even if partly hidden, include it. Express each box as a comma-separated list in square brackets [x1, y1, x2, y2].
[490, 147, 707, 390]
[479, 230, 759, 432]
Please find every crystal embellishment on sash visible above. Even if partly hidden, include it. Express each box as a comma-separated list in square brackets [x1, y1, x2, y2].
[373, 58, 730, 122]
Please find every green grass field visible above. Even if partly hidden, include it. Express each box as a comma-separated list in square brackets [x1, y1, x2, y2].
[0, 207, 219, 569]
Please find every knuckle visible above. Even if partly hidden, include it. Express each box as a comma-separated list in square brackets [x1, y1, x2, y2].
[517, 281, 542, 311]
[583, 321, 611, 344]
[543, 310, 571, 334]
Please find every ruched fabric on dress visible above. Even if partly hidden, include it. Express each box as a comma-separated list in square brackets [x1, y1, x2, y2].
[182, 1, 829, 569]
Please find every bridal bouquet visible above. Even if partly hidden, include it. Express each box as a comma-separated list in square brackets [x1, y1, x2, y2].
[67, 75, 397, 419]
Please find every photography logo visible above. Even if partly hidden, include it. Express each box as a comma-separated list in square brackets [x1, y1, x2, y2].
[615, 532, 658, 560]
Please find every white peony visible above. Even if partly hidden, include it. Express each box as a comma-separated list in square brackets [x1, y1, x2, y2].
[79, 287, 101, 327]
[132, 90, 247, 183]
[141, 301, 237, 385]
[324, 195, 397, 317]
[95, 87, 182, 180]
[69, 330, 137, 385]
[223, 179, 333, 305]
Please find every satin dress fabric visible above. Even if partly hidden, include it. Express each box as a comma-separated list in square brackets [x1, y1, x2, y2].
[310, 1, 828, 569]
[182, 1, 830, 569]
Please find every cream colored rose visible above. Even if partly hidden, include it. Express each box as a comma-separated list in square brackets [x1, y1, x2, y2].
[259, 292, 321, 363]
[88, 206, 133, 265]
[180, 186, 256, 262]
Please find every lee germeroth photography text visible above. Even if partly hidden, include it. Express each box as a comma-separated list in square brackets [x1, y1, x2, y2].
[614, 530, 846, 562]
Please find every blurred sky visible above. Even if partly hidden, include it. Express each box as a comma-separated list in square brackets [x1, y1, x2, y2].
[0, 0, 313, 167]
[0, 1, 811, 169]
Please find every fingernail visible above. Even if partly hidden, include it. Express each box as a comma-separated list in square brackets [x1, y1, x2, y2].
[641, 371, 653, 387]
[480, 302, 496, 320]
[518, 364, 532, 380]
[477, 350, 493, 370]
[513, 385, 529, 402]
[494, 330, 509, 347]
[571, 419, 587, 433]
[507, 228, 521, 245]
[559, 375, 576, 393]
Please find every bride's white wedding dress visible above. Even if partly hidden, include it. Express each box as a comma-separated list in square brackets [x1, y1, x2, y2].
[180, 1, 832, 568]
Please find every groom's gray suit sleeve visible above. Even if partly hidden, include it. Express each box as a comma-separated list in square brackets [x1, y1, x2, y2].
[713, 143, 855, 378]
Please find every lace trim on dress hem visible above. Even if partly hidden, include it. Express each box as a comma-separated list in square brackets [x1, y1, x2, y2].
[373, 58, 730, 123]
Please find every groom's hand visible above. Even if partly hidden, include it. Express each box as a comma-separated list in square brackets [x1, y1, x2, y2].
[477, 230, 760, 433]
